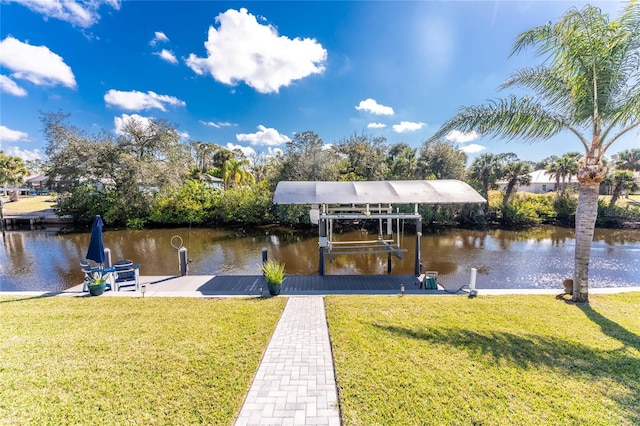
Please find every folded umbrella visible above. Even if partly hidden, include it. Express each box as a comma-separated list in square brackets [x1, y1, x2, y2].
[86, 215, 105, 264]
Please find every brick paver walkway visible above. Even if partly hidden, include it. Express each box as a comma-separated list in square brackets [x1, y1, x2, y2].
[235, 296, 341, 425]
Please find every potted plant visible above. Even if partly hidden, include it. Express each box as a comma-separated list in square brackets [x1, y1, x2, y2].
[87, 270, 114, 296]
[261, 260, 285, 296]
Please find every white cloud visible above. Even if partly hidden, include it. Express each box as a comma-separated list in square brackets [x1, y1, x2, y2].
[460, 144, 486, 154]
[113, 114, 153, 136]
[150, 31, 169, 46]
[446, 130, 479, 143]
[0, 125, 29, 142]
[236, 125, 291, 146]
[200, 120, 235, 128]
[226, 143, 256, 157]
[105, 89, 186, 111]
[355, 99, 394, 115]
[0, 75, 27, 96]
[179, 131, 190, 140]
[7, 0, 120, 28]
[0, 36, 77, 88]
[367, 122, 386, 129]
[155, 49, 178, 64]
[392, 121, 425, 133]
[1, 145, 42, 161]
[185, 8, 327, 94]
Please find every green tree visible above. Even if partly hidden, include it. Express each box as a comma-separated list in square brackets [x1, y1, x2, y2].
[222, 158, 255, 189]
[467, 153, 504, 198]
[418, 139, 466, 180]
[427, 3, 640, 302]
[501, 161, 532, 207]
[385, 143, 419, 180]
[336, 133, 388, 181]
[277, 131, 341, 182]
[0, 151, 29, 200]
[612, 148, 640, 171]
[607, 170, 638, 207]
[42, 112, 191, 225]
[546, 153, 580, 193]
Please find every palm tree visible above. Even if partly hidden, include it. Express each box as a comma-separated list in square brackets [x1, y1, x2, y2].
[613, 148, 640, 171]
[545, 160, 563, 192]
[222, 159, 255, 189]
[501, 161, 532, 207]
[427, 4, 640, 302]
[467, 153, 504, 198]
[608, 170, 638, 207]
[0, 151, 29, 201]
[547, 154, 581, 193]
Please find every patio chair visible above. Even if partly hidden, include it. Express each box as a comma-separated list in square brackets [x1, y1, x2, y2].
[113, 260, 141, 291]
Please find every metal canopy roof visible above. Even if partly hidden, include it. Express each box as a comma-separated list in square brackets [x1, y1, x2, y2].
[273, 180, 486, 205]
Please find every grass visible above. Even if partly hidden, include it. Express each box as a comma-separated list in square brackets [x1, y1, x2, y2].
[0, 296, 286, 425]
[1, 195, 56, 214]
[2, 293, 639, 425]
[326, 294, 640, 426]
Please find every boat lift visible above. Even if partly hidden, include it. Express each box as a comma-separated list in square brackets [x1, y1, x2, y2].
[313, 202, 422, 274]
[273, 180, 486, 276]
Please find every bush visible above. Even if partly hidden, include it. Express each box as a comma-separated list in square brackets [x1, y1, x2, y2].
[149, 180, 218, 225]
[553, 192, 577, 226]
[212, 181, 274, 225]
[597, 199, 640, 228]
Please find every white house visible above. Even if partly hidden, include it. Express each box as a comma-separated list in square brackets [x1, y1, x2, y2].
[498, 169, 576, 194]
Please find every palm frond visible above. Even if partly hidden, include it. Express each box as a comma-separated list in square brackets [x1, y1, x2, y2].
[500, 66, 574, 113]
[427, 96, 584, 145]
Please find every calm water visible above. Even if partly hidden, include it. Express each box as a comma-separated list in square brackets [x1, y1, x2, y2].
[1, 225, 639, 292]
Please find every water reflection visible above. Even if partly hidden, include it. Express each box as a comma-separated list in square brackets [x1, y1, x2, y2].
[1, 225, 639, 291]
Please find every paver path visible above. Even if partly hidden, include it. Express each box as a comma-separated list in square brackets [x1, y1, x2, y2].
[235, 296, 341, 425]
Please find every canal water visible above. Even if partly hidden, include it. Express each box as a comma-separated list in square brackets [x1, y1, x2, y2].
[1, 225, 639, 292]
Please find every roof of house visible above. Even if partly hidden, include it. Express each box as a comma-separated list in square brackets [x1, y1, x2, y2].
[273, 180, 486, 205]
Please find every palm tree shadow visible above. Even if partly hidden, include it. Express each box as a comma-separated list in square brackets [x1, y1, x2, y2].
[577, 303, 640, 353]
[0, 292, 61, 303]
[370, 321, 640, 423]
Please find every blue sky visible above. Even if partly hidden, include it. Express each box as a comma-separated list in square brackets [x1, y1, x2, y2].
[1, 0, 637, 165]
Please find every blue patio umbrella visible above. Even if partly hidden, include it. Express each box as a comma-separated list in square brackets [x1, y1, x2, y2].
[86, 215, 105, 264]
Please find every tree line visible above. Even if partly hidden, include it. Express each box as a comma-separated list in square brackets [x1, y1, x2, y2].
[0, 111, 637, 230]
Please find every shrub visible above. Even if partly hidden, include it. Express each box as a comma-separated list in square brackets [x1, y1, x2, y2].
[554, 192, 577, 226]
[261, 260, 285, 284]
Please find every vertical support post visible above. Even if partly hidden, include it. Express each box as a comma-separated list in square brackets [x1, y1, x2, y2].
[0, 199, 5, 237]
[262, 247, 268, 263]
[103, 248, 112, 267]
[319, 217, 326, 276]
[469, 267, 478, 296]
[387, 252, 392, 274]
[415, 217, 422, 275]
[179, 247, 188, 276]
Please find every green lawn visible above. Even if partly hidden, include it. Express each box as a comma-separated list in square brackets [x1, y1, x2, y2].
[0, 296, 286, 425]
[326, 294, 640, 426]
[2, 294, 639, 425]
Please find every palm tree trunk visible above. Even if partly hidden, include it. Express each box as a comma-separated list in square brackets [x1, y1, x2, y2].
[573, 180, 600, 303]
[609, 183, 622, 208]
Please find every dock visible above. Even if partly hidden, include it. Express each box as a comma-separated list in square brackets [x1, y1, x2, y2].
[1, 210, 72, 229]
[64, 274, 442, 297]
[57, 274, 640, 298]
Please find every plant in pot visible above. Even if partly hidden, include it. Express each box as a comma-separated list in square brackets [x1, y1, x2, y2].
[87, 270, 114, 296]
[261, 260, 285, 296]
